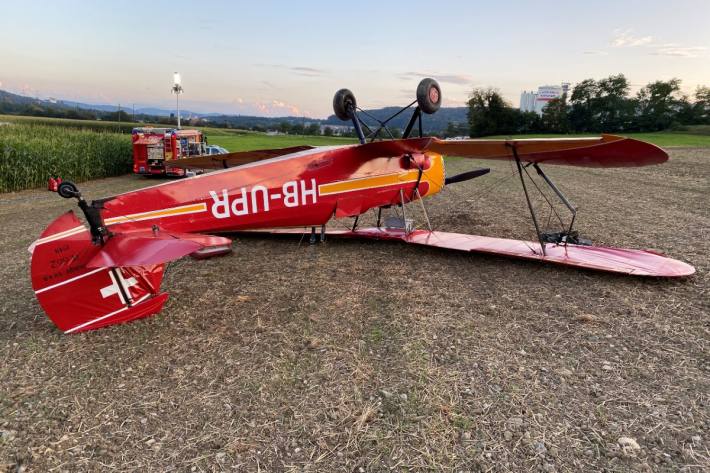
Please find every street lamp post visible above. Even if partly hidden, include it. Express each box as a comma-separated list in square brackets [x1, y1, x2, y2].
[171, 72, 183, 129]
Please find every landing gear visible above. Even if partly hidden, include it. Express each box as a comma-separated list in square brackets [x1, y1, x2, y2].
[332, 89, 357, 121]
[416, 78, 442, 114]
[331, 78, 442, 143]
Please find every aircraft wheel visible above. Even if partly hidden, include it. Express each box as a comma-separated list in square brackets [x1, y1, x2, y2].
[57, 180, 79, 199]
[333, 89, 357, 120]
[416, 78, 442, 114]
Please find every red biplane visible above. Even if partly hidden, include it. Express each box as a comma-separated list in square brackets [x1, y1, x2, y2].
[30, 79, 695, 334]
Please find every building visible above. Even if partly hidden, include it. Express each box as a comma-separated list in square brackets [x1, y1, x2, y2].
[520, 83, 570, 115]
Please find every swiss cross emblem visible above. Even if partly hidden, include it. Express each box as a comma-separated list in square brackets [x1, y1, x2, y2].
[100, 269, 138, 304]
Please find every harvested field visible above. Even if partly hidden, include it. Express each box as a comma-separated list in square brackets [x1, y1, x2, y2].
[0, 148, 708, 472]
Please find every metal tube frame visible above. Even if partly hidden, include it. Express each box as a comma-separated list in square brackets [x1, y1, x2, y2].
[532, 163, 578, 241]
[509, 144, 547, 256]
[403, 107, 422, 139]
[348, 104, 366, 144]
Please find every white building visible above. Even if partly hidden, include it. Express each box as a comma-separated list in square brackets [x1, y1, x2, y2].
[520, 83, 570, 114]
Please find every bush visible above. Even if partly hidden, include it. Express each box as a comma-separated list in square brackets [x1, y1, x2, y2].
[0, 123, 132, 192]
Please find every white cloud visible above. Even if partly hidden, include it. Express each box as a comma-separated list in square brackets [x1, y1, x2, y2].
[399, 72, 472, 85]
[252, 99, 301, 116]
[652, 45, 707, 58]
[583, 50, 609, 56]
[611, 29, 653, 47]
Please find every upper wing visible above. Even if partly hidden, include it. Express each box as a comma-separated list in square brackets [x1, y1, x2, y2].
[170, 145, 316, 169]
[426, 134, 668, 167]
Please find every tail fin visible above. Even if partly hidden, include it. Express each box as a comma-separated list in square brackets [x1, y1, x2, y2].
[30, 212, 230, 333]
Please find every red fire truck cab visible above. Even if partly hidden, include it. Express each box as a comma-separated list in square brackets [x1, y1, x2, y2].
[132, 127, 207, 176]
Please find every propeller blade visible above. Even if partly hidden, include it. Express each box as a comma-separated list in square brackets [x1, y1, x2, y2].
[444, 168, 490, 185]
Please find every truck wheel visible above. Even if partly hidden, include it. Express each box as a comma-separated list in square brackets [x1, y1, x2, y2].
[333, 89, 357, 121]
[416, 78, 442, 114]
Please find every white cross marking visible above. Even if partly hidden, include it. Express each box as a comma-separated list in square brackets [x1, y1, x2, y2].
[100, 270, 138, 304]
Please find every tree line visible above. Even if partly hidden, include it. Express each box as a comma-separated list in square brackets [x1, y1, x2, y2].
[465, 75, 710, 137]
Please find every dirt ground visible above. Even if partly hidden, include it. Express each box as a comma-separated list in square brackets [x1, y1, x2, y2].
[1, 148, 708, 472]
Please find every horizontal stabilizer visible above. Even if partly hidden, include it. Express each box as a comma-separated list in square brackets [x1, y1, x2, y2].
[87, 231, 232, 268]
[170, 145, 316, 169]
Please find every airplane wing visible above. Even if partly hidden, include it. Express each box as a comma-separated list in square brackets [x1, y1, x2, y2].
[426, 134, 668, 167]
[170, 145, 317, 169]
[343, 135, 667, 168]
[249, 227, 694, 278]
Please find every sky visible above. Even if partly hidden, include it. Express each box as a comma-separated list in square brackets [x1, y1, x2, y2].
[1, 0, 709, 118]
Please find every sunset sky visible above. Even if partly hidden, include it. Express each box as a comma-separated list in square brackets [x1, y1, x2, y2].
[1, 0, 708, 117]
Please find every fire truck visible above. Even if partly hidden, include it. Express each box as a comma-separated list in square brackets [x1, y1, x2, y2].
[131, 127, 208, 176]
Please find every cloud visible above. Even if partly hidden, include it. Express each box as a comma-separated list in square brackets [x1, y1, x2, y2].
[255, 64, 326, 77]
[289, 66, 325, 77]
[583, 49, 609, 56]
[611, 29, 652, 47]
[260, 80, 277, 89]
[250, 99, 301, 116]
[651, 45, 707, 58]
[399, 71, 472, 85]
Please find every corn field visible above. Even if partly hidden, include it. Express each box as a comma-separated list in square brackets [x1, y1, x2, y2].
[0, 123, 132, 192]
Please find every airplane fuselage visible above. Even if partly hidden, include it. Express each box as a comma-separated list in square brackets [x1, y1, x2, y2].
[101, 146, 445, 235]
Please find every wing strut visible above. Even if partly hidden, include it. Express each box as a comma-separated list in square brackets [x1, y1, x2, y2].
[508, 143, 590, 257]
[509, 143, 547, 256]
[532, 163, 578, 245]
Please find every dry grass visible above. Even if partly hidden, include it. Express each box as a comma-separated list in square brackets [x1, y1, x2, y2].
[0, 149, 708, 472]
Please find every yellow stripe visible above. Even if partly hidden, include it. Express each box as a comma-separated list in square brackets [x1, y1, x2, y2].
[319, 169, 421, 196]
[104, 203, 207, 225]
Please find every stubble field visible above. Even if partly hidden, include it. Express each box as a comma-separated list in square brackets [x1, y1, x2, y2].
[0, 148, 708, 472]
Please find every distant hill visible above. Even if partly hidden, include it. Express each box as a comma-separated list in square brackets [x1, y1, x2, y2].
[0, 89, 53, 107]
[0, 89, 469, 133]
[59, 100, 205, 117]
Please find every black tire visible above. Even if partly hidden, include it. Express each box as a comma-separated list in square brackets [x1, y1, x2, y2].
[416, 78, 442, 114]
[57, 180, 79, 199]
[333, 88, 357, 121]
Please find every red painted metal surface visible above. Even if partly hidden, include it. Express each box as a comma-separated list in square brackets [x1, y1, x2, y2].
[427, 135, 669, 167]
[293, 227, 695, 277]
[30, 212, 169, 333]
[28, 135, 693, 333]
[86, 231, 232, 268]
[100, 145, 444, 236]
